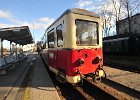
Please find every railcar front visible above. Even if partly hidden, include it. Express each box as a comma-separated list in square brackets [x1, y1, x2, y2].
[65, 9, 104, 83]
[46, 8, 105, 84]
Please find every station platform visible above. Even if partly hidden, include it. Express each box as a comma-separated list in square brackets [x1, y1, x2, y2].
[29, 55, 60, 100]
[0, 53, 60, 100]
[0, 54, 35, 100]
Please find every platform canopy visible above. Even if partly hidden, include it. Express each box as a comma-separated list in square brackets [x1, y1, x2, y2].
[0, 26, 34, 45]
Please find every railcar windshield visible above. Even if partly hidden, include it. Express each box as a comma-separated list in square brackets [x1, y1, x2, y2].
[76, 20, 98, 46]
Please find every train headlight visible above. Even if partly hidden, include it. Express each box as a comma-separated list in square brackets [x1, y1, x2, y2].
[79, 58, 85, 66]
[92, 56, 102, 64]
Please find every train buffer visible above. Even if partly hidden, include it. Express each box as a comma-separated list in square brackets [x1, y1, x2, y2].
[0, 53, 60, 100]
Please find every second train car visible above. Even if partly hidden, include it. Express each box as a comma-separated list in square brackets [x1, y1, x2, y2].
[40, 8, 105, 83]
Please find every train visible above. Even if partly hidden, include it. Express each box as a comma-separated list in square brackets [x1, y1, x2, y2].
[40, 8, 105, 84]
[103, 34, 140, 56]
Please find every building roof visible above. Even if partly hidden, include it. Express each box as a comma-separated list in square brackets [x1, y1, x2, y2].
[118, 13, 140, 23]
[0, 26, 34, 45]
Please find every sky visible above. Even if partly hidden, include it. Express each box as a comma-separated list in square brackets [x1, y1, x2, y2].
[0, 0, 101, 45]
[1, 0, 140, 49]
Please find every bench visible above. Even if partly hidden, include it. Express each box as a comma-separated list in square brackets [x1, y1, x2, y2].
[0, 54, 22, 75]
[4, 55, 15, 64]
[0, 53, 27, 75]
[0, 57, 7, 69]
[0, 57, 9, 75]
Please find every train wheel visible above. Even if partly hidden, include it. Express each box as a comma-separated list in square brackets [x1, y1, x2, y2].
[92, 74, 98, 82]
[77, 69, 83, 86]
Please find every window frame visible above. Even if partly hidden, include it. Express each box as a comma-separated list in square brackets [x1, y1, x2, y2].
[75, 19, 99, 46]
[56, 24, 63, 47]
[47, 28, 55, 48]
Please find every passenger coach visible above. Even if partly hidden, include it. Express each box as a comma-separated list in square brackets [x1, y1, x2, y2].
[41, 8, 105, 83]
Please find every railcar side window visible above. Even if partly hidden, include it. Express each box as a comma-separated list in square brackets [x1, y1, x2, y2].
[48, 29, 55, 48]
[76, 20, 98, 46]
[56, 24, 63, 47]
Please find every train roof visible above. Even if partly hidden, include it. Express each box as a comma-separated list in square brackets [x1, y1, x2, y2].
[65, 8, 100, 18]
[46, 8, 100, 31]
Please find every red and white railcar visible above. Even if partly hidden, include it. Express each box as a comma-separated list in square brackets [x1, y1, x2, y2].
[41, 8, 105, 83]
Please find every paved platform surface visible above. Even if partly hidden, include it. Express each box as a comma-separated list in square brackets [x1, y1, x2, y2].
[30, 55, 60, 100]
[0, 54, 35, 100]
[0, 53, 60, 100]
[104, 66, 140, 92]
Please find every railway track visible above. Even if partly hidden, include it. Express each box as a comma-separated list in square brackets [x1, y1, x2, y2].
[102, 78, 140, 99]
[74, 79, 117, 100]
[46, 70, 118, 99]
[86, 78, 139, 99]
[50, 75, 136, 100]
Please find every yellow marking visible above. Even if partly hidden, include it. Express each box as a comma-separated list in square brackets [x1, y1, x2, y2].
[23, 83, 30, 100]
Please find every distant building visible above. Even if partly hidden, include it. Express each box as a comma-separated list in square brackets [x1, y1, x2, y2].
[22, 44, 35, 52]
[103, 13, 140, 56]
[117, 13, 140, 36]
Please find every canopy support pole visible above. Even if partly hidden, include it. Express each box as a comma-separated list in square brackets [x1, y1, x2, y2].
[10, 41, 12, 54]
[0, 38, 3, 58]
[16, 43, 17, 60]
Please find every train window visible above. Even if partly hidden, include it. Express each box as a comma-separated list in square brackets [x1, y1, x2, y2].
[48, 29, 55, 48]
[76, 20, 98, 46]
[56, 24, 63, 47]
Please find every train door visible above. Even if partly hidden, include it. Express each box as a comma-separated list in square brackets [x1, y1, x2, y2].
[56, 24, 66, 74]
[47, 29, 57, 68]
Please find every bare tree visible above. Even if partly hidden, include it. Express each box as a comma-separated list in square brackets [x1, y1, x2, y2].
[98, 0, 126, 37]
[98, 0, 140, 37]
[98, 1, 114, 37]
[111, 0, 123, 35]
[121, 0, 140, 35]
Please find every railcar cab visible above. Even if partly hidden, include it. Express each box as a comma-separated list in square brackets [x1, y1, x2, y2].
[44, 8, 104, 83]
